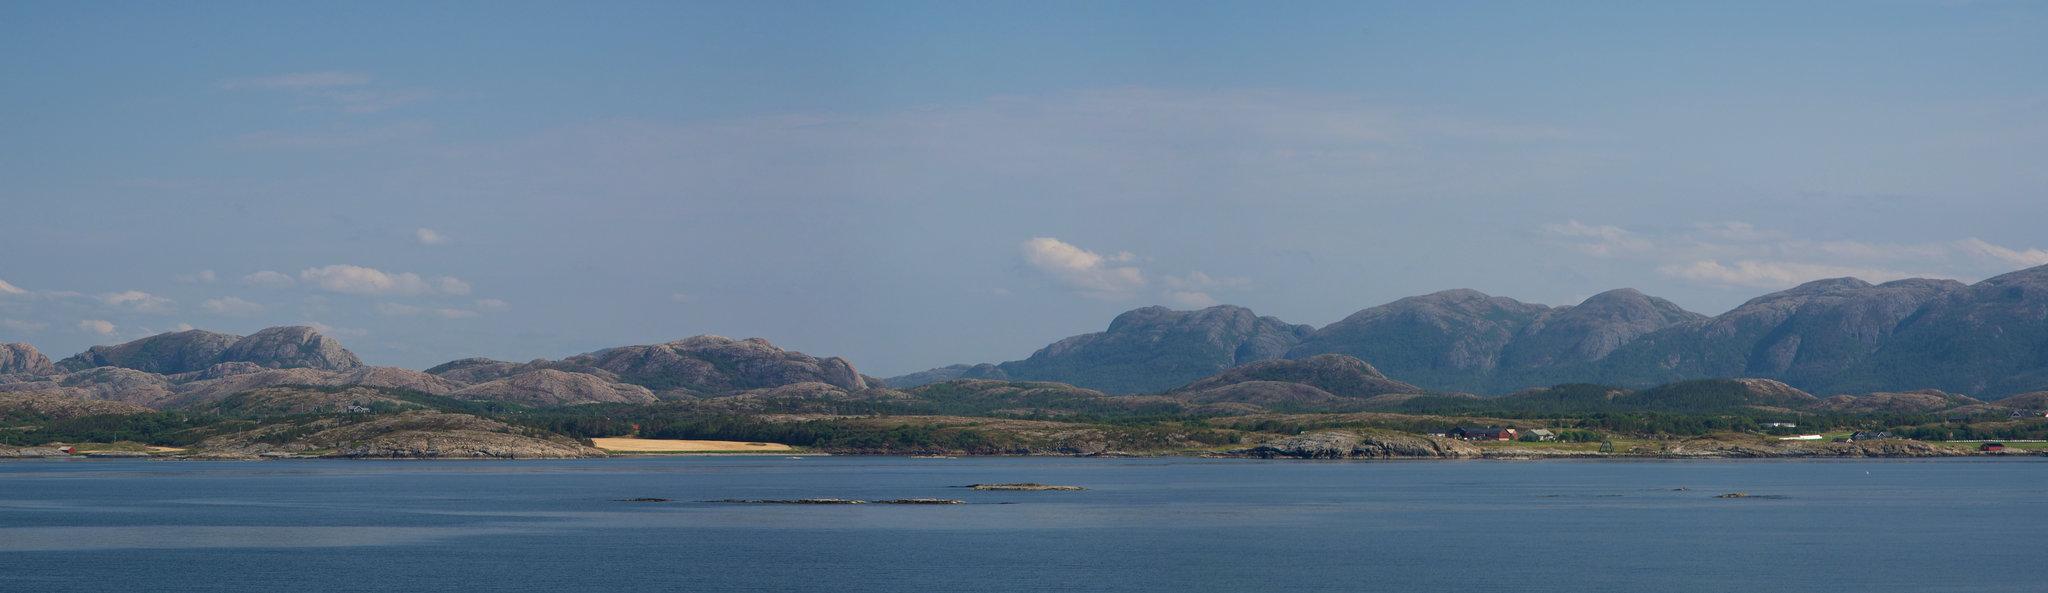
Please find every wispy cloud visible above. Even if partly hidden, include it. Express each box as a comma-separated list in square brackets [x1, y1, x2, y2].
[435, 308, 479, 319]
[1543, 220, 1655, 258]
[1546, 220, 2045, 290]
[1655, 260, 1922, 290]
[233, 122, 432, 151]
[218, 71, 433, 114]
[453, 87, 1594, 207]
[415, 228, 451, 246]
[375, 302, 422, 316]
[217, 71, 374, 90]
[301, 321, 368, 337]
[300, 265, 469, 296]
[78, 320, 116, 336]
[3, 319, 47, 332]
[200, 296, 264, 317]
[174, 270, 217, 284]
[99, 290, 174, 313]
[240, 270, 297, 288]
[0, 278, 24, 296]
[1958, 238, 2048, 268]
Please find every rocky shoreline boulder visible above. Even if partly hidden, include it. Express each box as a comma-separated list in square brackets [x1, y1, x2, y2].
[1236, 430, 1480, 459]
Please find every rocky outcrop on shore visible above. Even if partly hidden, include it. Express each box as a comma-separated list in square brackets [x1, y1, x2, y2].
[0, 446, 71, 458]
[1661, 435, 1972, 458]
[1235, 430, 1481, 459]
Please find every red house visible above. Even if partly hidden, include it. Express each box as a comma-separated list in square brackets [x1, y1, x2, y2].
[1980, 443, 2006, 452]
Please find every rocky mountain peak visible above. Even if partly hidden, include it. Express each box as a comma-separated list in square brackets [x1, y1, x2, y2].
[55, 329, 243, 374]
[1502, 288, 1704, 368]
[218, 326, 363, 371]
[556, 334, 868, 394]
[1, 343, 57, 375]
[990, 304, 1315, 394]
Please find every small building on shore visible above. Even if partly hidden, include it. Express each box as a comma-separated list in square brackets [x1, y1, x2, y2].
[1980, 443, 2006, 452]
[1449, 427, 1517, 441]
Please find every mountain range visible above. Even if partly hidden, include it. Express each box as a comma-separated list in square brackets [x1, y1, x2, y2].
[889, 264, 2048, 400]
[5, 263, 2047, 408]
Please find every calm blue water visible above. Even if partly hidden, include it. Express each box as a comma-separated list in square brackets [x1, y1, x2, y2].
[0, 456, 2041, 592]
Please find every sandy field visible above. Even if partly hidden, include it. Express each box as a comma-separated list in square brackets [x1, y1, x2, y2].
[591, 437, 794, 452]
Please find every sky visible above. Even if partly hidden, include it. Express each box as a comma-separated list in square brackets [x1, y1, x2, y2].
[4, 1, 2047, 377]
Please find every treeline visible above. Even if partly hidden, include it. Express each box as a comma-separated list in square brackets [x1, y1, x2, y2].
[0, 412, 245, 447]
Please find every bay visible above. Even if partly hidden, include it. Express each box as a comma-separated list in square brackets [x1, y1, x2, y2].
[0, 457, 2041, 592]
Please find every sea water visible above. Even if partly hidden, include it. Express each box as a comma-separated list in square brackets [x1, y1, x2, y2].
[0, 457, 2041, 592]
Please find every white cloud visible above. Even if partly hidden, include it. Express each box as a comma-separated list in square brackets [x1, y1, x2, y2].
[175, 323, 195, 331]
[299, 265, 469, 296]
[474, 298, 509, 311]
[78, 320, 116, 336]
[200, 296, 264, 317]
[100, 290, 174, 313]
[435, 309, 479, 319]
[0, 278, 23, 295]
[1021, 237, 1146, 299]
[175, 270, 217, 284]
[241, 270, 297, 288]
[375, 302, 422, 316]
[415, 228, 451, 245]
[218, 71, 373, 90]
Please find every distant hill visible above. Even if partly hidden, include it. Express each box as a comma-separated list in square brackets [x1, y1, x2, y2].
[896, 264, 2048, 400]
[54, 327, 362, 374]
[1286, 287, 1703, 394]
[887, 305, 1313, 395]
[426, 335, 872, 398]
[1166, 354, 1420, 400]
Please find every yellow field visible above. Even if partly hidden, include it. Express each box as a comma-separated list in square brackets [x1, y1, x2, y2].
[590, 437, 793, 452]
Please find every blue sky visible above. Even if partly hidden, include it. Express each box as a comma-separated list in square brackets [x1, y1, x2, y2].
[4, 1, 2046, 376]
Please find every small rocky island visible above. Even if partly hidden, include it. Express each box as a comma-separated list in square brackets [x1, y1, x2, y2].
[962, 483, 1086, 491]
